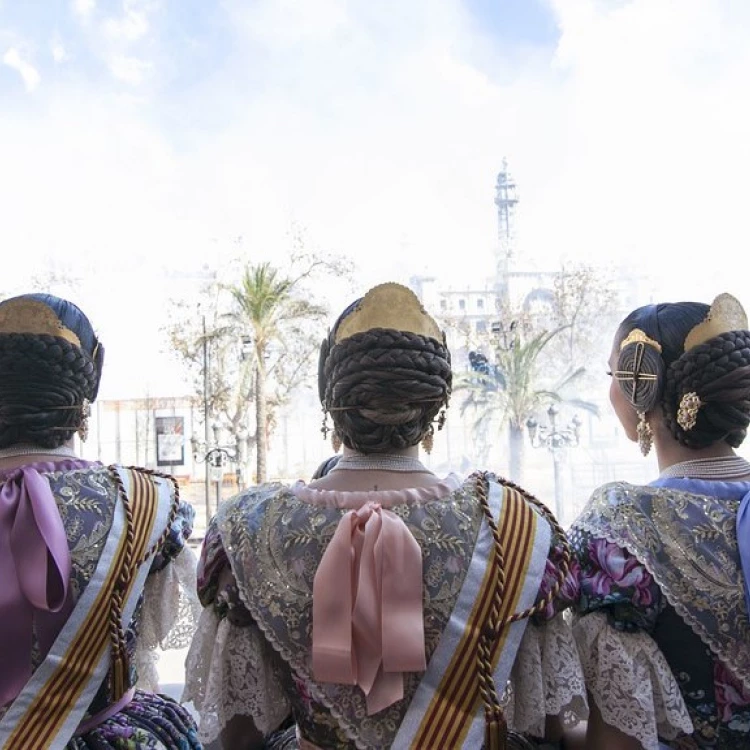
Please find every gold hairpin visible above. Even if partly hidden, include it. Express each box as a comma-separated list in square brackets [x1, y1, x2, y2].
[612, 371, 658, 381]
[683, 293, 748, 352]
[620, 328, 662, 353]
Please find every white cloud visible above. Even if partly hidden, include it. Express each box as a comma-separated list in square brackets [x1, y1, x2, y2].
[72, 0, 96, 20]
[51, 38, 68, 63]
[2, 47, 40, 91]
[3, 0, 750, 396]
[523, 0, 750, 299]
[108, 54, 151, 85]
[103, 0, 157, 42]
[229, 0, 350, 47]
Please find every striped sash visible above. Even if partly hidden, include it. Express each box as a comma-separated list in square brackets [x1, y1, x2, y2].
[0, 467, 174, 750]
[393, 478, 551, 749]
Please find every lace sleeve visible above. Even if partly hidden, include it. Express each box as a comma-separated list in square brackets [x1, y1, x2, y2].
[182, 608, 291, 747]
[135, 544, 202, 691]
[502, 613, 588, 738]
[573, 610, 693, 750]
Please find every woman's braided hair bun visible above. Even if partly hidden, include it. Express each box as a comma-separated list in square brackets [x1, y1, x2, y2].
[664, 327, 750, 448]
[0, 294, 104, 449]
[320, 283, 452, 454]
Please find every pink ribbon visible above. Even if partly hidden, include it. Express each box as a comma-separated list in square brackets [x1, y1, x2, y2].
[0, 467, 72, 707]
[312, 501, 426, 715]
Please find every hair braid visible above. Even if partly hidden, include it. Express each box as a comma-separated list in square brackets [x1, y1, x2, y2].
[0, 333, 99, 449]
[324, 329, 452, 453]
[663, 330, 750, 448]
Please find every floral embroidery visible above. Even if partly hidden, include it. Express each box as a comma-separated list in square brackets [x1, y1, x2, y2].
[572, 481, 750, 748]
[200, 478, 576, 749]
[715, 660, 750, 723]
[586, 538, 654, 606]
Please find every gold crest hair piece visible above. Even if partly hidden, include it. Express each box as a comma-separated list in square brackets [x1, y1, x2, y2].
[677, 392, 702, 431]
[683, 293, 749, 352]
[0, 298, 81, 347]
[334, 282, 443, 344]
[619, 328, 662, 353]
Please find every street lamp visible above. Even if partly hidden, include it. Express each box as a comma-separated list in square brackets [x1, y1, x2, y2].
[490, 319, 517, 351]
[191, 430, 237, 527]
[526, 404, 582, 519]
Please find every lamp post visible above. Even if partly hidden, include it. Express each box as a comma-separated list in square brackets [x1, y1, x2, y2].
[202, 314, 210, 526]
[526, 404, 582, 519]
[192, 432, 237, 525]
[490, 319, 517, 351]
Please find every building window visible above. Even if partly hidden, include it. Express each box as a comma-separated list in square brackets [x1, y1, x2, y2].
[440, 298, 447, 311]
[476, 320, 487, 334]
[477, 298, 485, 310]
[459, 299, 466, 311]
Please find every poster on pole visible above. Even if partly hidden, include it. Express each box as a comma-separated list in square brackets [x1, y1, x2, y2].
[155, 416, 185, 466]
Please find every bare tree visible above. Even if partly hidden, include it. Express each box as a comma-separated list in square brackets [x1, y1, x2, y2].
[164, 240, 352, 485]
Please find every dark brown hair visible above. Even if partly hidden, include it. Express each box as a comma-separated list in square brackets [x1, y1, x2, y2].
[321, 328, 452, 453]
[0, 294, 103, 449]
[615, 302, 750, 448]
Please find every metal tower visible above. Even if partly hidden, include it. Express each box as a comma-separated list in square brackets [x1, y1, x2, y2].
[494, 158, 518, 298]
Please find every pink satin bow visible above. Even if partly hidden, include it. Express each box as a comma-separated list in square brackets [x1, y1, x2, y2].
[312, 501, 426, 715]
[0, 467, 71, 707]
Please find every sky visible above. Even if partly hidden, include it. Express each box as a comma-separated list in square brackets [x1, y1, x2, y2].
[1, 0, 750, 399]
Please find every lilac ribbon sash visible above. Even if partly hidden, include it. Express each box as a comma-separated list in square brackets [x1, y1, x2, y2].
[0, 467, 71, 707]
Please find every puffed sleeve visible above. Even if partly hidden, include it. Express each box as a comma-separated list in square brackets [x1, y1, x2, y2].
[502, 522, 589, 738]
[570, 527, 693, 750]
[135, 498, 202, 691]
[182, 516, 291, 747]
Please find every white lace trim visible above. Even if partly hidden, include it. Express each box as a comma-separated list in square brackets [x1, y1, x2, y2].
[134, 546, 202, 692]
[573, 611, 694, 750]
[182, 610, 291, 746]
[501, 614, 589, 738]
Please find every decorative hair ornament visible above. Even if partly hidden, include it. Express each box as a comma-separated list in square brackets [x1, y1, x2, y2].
[637, 411, 653, 456]
[677, 391, 702, 432]
[0, 298, 82, 347]
[619, 328, 662, 353]
[421, 424, 434, 455]
[615, 334, 658, 405]
[683, 292, 749, 352]
[78, 398, 91, 442]
[333, 283, 444, 345]
[320, 409, 331, 440]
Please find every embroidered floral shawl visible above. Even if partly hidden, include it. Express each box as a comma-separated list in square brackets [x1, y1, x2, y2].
[573, 480, 750, 692]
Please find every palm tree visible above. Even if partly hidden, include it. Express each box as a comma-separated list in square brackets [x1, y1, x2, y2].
[227, 262, 327, 483]
[456, 324, 598, 482]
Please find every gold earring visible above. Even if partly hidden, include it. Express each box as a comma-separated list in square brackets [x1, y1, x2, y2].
[422, 424, 434, 455]
[78, 398, 91, 443]
[331, 429, 342, 453]
[637, 411, 652, 456]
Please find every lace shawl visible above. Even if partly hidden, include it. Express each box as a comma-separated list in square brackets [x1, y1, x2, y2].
[184, 478, 588, 748]
[573, 481, 750, 691]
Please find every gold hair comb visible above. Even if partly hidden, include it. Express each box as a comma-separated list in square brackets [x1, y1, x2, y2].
[619, 328, 662, 353]
[683, 293, 748, 352]
[334, 282, 443, 344]
[0, 298, 81, 346]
